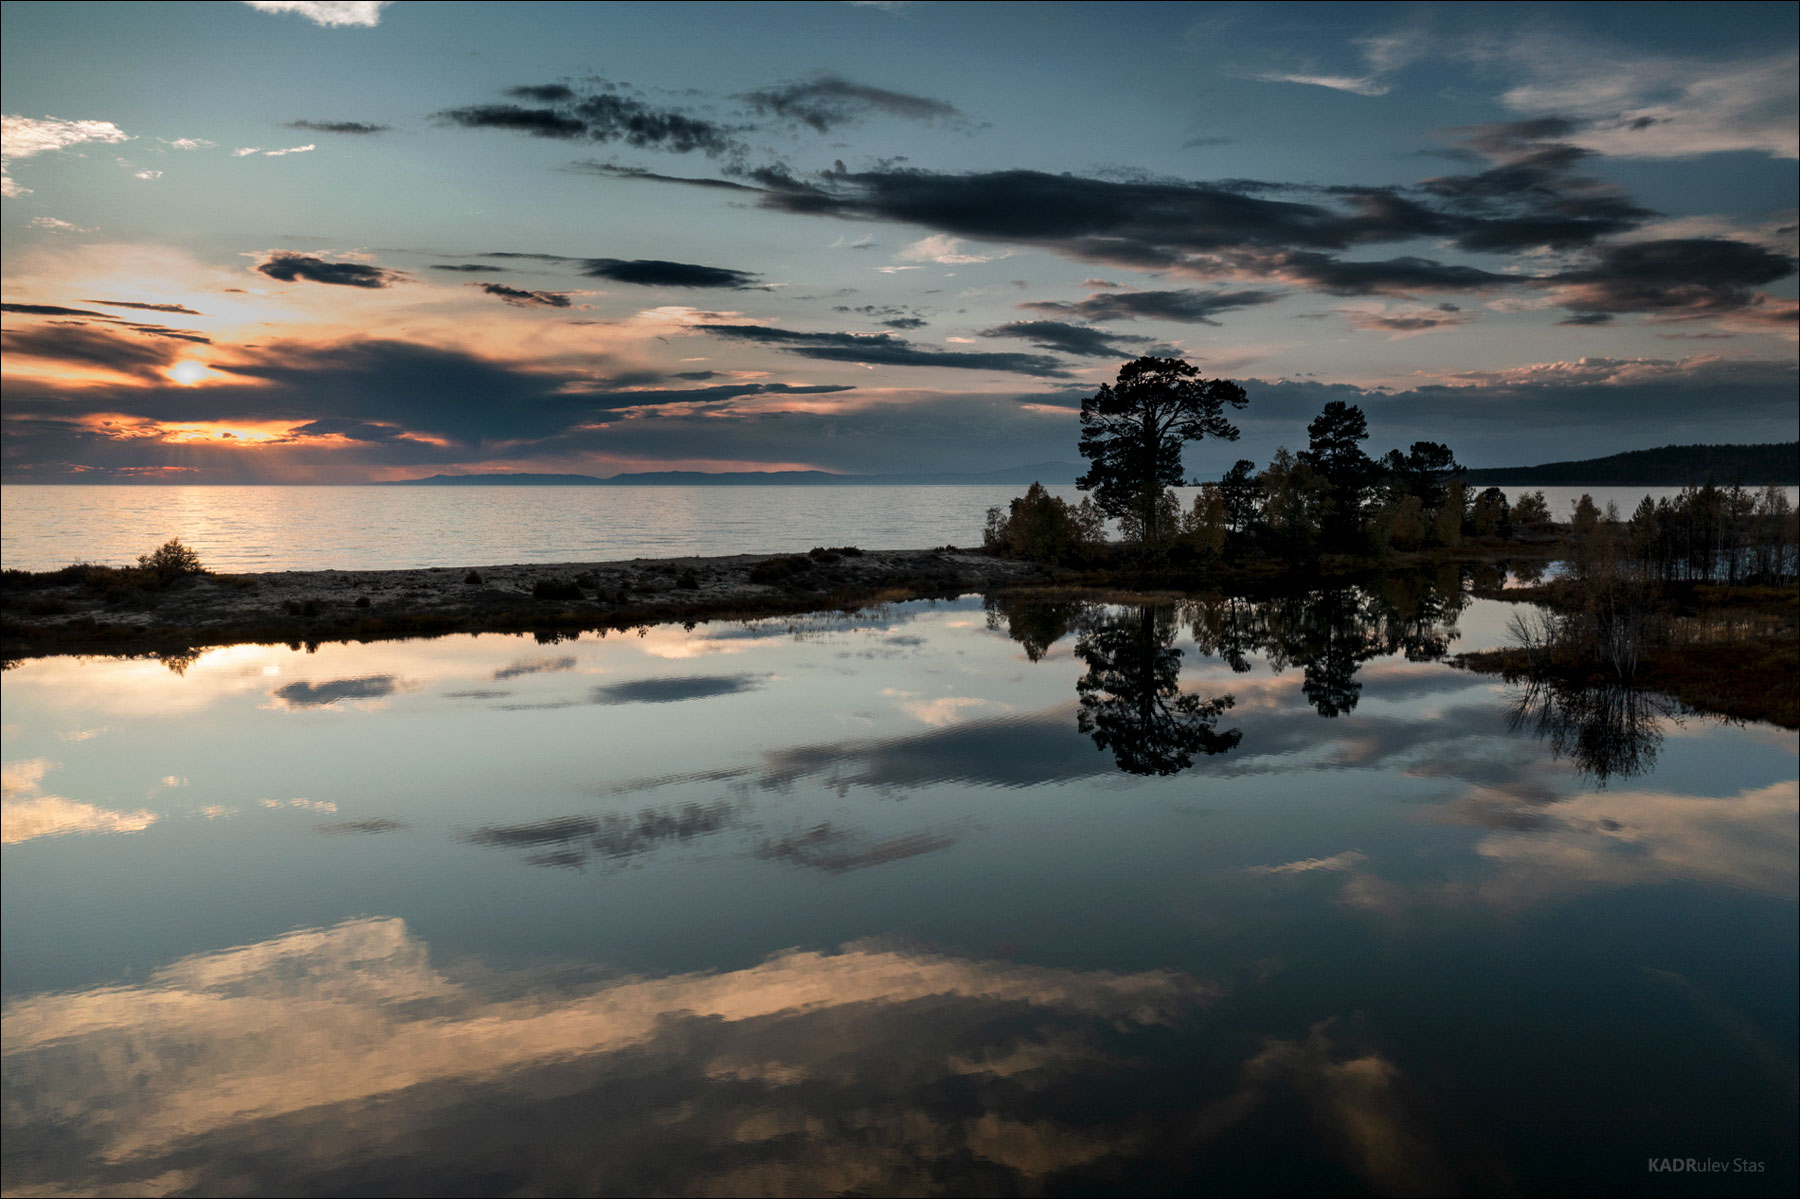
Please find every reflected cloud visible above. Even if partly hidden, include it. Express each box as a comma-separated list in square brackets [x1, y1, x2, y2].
[1, 918, 1241, 1196]
[1247, 850, 1367, 876]
[1, 758, 157, 845]
[271, 674, 397, 707]
[492, 655, 577, 681]
[314, 818, 407, 835]
[589, 673, 765, 705]
[756, 821, 957, 873]
[464, 799, 740, 868]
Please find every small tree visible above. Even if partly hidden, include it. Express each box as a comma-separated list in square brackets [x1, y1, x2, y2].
[1513, 490, 1552, 531]
[1077, 357, 1247, 547]
[137, 538, 205, 581]
[984, 482, 1103, 564]
[1469, 486, 1511, 538]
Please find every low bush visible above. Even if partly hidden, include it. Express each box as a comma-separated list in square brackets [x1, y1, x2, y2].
[532, 577, 585, 601]
[750, 555, 812, 584]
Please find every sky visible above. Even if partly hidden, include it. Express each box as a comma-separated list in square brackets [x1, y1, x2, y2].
[1, 0, 1795, 483]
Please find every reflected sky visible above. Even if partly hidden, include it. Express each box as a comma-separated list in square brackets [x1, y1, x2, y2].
[3, 588, 1796, 1195]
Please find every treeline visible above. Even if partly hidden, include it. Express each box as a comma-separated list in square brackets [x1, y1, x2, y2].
[1589, 485, 1799, 584]
[988, 400, 1551, 563]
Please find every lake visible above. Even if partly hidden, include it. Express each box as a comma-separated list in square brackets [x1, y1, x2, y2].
[8, 484, 1791, 572]
[3, 578, 1795, 1196]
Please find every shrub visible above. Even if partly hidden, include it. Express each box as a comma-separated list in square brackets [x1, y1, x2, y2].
[750, 555, 812, 585]
[984, 482, 1104, 564]
[137, 539, 205, 582]
[532, 577, 584, 601]
[677, 568, 700, 589]
[464, 570, 484, 585]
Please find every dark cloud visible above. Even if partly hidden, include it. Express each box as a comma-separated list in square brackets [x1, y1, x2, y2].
[0, 323, 181, 377]
[577, 258, 761, 288]
[1556, 312, 1615, 326]
[429, 264, 507, 272]
[437, 87, 739, 156]
[289, 418, 406, 441]
[610, 153, 1660, 300]
[567, 381, 856, 413]
[115, 322, 212, 345]
[1, 303, 110, 318]
[1024, 287, 1282, 324]
[475, 283, 574, 308]
[742, 75, 963, 132]
[977, 320, 1152, 358]
[434, 103, 589, 139]
[697, 323, 1070, 376]
[590, 674, 764, 705]
[83, 300, 204, 315]
[506, 84, 576, 103]
[287, 120, 391, 135]
[273, 676, 397, 706]
[833, 303, 928, 330]
[255, 252, 400, 289]
[1548, 237, 1797, 316]
[1249, 250, 1520, 296]
[569, 161, 761, 191]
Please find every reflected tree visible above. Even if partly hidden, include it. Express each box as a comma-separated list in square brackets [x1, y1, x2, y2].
[983, 594, 1091, 662]
[1076, 606, 1241, 775]
[1507, 676, 1675, 785]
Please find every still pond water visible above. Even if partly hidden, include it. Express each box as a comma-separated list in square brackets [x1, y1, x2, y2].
[2, 579, 1795, 1196]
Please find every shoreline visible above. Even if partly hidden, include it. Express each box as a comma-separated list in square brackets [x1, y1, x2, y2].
[1, 547, 1063, 664]
[1, 540, 1560, 665]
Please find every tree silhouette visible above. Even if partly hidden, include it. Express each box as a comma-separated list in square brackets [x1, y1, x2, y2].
[1298, 402, 1376, 546]
[1076, 606, 1241, 775]
[1077, 357, 1247, 546]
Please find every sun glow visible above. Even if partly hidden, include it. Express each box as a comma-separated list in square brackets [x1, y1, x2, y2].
[166, 360, 218, 386]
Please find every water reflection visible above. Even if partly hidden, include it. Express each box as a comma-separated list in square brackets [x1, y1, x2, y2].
[465, 800, 741, 869]
[3, 917, 1490, 1198]
[1506, 675, 1676, 784]
[1076, 606, 1242, 776]
[984, 574, 1470, 773]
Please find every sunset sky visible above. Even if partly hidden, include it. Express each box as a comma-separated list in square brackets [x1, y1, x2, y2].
[1, 0, 1795, 483]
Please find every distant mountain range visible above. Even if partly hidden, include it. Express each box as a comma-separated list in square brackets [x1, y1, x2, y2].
[387, 463, 1085, 486]
[1462, 443, 1797, 487]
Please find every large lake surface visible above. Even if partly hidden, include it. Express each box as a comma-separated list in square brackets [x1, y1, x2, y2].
[3, 580, 1795, 1196]
[9, 484, 1792, 572]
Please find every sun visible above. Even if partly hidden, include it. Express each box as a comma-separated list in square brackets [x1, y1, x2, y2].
[166, 360, 213, 386]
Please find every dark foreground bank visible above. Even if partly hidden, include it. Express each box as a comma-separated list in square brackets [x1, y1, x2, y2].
[1, 547, 1061, 664]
